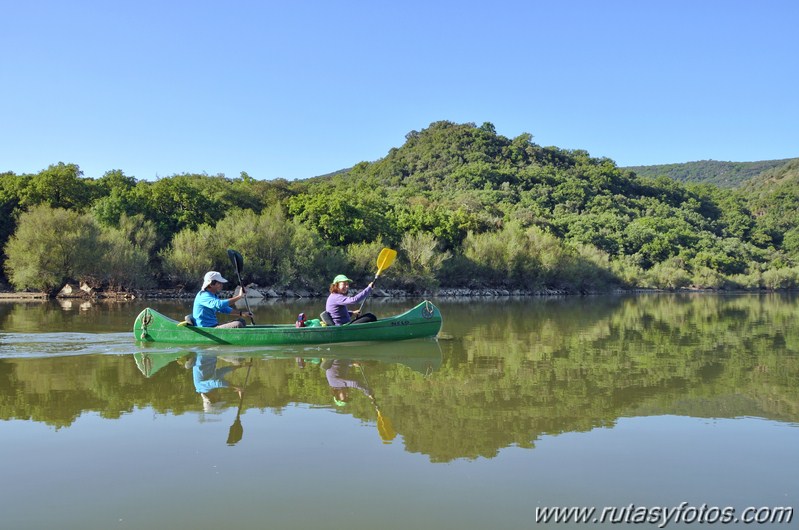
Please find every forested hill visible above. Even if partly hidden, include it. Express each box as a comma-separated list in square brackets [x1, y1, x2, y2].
[623, 158, 796, 188]
[2, 120, 799, 294]
[287, 121, 799, 290]
[743, 157, 799, 191]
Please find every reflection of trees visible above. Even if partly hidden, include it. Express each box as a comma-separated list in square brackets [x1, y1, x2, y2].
[1, 294, 797, 462]
[394, 294, 799, 461]
[0, 300, 137, 333]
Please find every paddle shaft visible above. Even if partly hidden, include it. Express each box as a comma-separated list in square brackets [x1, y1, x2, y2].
[357, 275, 378, 314]
[358, 365, 377, 407]
[226, 359, 253, 445]
[233, 267, 255, 324]
[228, 250, 254, 324]
[236, 359, 253, 416]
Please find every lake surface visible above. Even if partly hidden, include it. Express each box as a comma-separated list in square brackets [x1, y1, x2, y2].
[1, 294, 797, 529]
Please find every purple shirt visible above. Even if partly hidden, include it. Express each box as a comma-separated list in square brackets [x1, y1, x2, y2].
[325, 360, 371, 395]
[325, 285, 372, 325]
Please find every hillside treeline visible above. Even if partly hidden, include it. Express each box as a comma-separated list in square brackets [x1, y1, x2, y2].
[2, 121, 799, 295]
[624, 158, 794, 188]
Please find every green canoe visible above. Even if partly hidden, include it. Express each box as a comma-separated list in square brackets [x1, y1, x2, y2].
[133, 300, 442, 345]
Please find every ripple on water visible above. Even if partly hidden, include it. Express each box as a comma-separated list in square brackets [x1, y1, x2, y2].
[0, 332, 136, 358]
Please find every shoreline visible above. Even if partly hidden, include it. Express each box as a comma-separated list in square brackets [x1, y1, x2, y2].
[0, 287, 568, 301]
[0, 286, 784, 302]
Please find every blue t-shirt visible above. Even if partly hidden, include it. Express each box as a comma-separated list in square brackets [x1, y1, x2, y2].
[193, 290, 233, 327]
[192, 355, 234, 393]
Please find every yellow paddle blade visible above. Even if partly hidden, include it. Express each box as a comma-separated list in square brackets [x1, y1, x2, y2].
[377, 410, 397, 443]
[376, 248, 397, 276]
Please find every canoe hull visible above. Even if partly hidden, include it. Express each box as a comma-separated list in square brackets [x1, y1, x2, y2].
[133, 301, 442, 345]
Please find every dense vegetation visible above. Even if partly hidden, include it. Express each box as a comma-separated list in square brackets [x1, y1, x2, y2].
[2, 121, 799, 294]
[623, 158, 794, 188]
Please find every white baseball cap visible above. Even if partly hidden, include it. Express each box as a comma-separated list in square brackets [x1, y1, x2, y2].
[202, 271, 228, 290]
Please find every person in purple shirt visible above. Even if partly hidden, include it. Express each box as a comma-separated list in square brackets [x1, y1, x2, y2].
[324, 274, 376, 325]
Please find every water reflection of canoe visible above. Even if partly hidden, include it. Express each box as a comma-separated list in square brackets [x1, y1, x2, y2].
[294, 339, 443, 374]
[133, 338, 442, 377]
[134, 301, 442, 346]
[133, 351, 187, 377]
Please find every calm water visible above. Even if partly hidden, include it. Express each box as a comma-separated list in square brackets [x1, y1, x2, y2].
[1, 294, 797, 529]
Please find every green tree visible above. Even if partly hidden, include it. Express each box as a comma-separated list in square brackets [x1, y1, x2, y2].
[97, 213, 158, 290]
[20, 163, 97, 211]
[291, 222, 346, 289]
[117, 213, 158, 256]
[0, 172, 28, 279]
[4, 205, 105, 293]
[100, 227, 154, 290]
[400, 231, 449, 290]
[460, 222, 572, 288]
[159, 224, 219, 288]
[92, 170, 144, 228]
[288, 192, 395, 246]
[559, 211, 626, 255]
[213, 207, 295, 287]
[135, 175, 220, 241]
[762, 267, 799, 290]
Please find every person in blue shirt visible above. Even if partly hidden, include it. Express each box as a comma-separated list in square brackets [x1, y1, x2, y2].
[193, 271, 253, 328]
[324, 274, 376, 325]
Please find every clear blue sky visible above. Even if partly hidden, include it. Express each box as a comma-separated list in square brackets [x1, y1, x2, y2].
[2, 0, 797, 181]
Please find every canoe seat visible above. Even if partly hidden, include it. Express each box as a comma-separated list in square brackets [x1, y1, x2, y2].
[319, 311, 335, 327]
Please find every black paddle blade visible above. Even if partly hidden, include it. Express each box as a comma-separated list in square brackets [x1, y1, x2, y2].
[226, 417, 243, 445]
[227, 249, 244, 273]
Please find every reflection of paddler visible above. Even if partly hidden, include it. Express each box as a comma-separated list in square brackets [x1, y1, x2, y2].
[322, 358, 373, 406]
[190, 354, 244, 411]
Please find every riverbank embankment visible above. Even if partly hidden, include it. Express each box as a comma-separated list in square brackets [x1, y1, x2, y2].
[0, 285, 580, 301]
